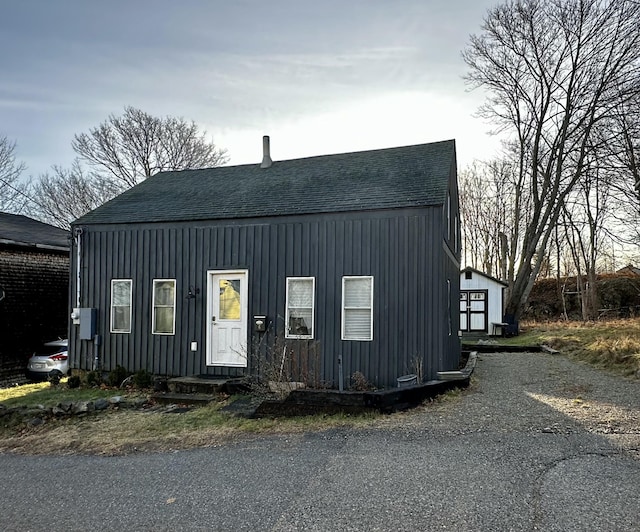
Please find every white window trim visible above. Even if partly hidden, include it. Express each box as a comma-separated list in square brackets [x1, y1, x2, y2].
[285, 277, 315, 339]
[152, 279, 176, 335]
[341, 276, 374, 341]
[110, 279, 132, 333]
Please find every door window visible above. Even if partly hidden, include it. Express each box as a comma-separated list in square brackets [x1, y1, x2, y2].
[219, 279, 241, 320]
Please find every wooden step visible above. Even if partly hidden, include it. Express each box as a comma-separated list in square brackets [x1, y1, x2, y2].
[150, 392, 218, 406]
[167, 376, 228, 394]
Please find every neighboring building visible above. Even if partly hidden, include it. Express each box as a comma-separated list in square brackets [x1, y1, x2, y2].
[460, 267, 508, 336]
[616, 264, 640, 276]
[69, 138, 461, 389]
[0, 213, 70, 383]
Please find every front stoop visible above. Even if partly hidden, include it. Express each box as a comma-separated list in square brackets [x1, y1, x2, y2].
[167, 376, 228, 394]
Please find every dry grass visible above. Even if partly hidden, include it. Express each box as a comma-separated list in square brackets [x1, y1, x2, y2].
[0, 393, 379, 456]
[6, 318, 638, 455]
[502, 318, 640, 377]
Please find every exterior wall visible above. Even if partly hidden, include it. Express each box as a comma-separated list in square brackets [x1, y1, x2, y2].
[460, 271, 505, 332]
[70, 206, 461, 389]
[0, 247, 70, 383]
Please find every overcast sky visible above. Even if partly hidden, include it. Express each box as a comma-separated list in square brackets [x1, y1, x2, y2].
[0, 0, 502, 180]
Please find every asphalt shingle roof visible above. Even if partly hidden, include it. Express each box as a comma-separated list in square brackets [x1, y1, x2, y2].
[74, 139, 456, 225]
[0, 213, 70, 250]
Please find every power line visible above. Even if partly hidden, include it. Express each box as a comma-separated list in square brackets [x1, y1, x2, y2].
[0, 174, 49, 212]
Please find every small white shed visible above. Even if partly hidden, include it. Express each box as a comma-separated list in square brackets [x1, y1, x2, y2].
[460, 267, 508, 335]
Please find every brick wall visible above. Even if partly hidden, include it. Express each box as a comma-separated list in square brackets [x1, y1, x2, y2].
[0, 247, 70, 384]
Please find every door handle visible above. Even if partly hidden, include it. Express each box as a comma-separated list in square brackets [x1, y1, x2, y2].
[212, 316, 216, 322]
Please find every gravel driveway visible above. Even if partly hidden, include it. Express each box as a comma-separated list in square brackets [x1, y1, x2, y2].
[389, 350, 640, 458]
[1, 351, 639, 531]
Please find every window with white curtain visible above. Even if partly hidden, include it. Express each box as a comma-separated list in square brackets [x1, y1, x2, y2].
[285, 277, 314, 339]
[342, 276, 373, 341]
[110, 279, 132, 333]
[152, 279, 176, 335]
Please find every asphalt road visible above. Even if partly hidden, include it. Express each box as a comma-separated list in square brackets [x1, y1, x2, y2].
[1, 352, 639, 531]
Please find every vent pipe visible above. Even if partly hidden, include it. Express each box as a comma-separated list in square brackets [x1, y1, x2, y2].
[260, 135, 273, 168]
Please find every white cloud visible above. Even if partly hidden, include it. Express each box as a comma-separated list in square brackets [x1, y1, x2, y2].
[212, 90, 503, 168]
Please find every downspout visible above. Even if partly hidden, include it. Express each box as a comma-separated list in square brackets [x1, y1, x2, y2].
[74, 227, 83, 308]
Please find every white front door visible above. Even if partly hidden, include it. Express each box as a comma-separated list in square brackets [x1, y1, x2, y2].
[206, 270, 248, 367]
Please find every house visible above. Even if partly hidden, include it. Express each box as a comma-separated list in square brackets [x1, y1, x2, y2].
[460, 267, 508, 336]
[616, 264, 640, 276]
[0, 213, 70, 383]
[69, 138, 461, 389]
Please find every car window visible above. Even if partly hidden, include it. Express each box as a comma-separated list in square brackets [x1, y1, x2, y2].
[36, 345, 67, 356]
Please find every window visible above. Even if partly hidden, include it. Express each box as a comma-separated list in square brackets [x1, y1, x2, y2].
[465, 270, 472, 280]
[342, 276, 373, 341]
[285, 277, 315, 339]
[152, 279, 176, 335]
[111, 279, 132, 333]
[447, 192, 451, 241]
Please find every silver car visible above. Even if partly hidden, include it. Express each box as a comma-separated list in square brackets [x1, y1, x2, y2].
[26, 339, 69, 381]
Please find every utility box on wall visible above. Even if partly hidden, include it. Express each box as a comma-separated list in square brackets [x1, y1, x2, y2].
[78, 308, 97, 340]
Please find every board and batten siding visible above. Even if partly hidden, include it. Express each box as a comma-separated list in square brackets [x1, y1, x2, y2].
[70, 208, 460, 388]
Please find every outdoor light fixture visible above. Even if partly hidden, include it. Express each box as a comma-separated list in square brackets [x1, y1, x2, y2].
[185, 286, 200, 299]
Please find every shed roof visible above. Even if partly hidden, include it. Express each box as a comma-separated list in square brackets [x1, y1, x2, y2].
[461, 267, 508, 287]
[74, 139, 456, 225]
[0, 213, 69, 251]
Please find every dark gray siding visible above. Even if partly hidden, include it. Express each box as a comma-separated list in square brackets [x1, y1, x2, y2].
[70, 206, 460, 388]
[0, 247, 69, 383]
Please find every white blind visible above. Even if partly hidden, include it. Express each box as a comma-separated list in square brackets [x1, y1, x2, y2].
[343, 277, 373, 340]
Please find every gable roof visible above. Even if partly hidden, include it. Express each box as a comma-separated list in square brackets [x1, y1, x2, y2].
[0, 213, 69, 251]
[461, 267, 508, 287]
[616, 264, 640, 276]
[74, 139, 456, 225]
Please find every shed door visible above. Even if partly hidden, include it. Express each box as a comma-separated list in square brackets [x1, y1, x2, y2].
[207, 270, 248, 367]
[460, 290, 487, 332]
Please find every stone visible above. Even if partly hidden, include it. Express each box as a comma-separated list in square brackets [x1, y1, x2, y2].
[71, 402, 87, 414]
[94, 398, 109, 410]
[52, 406, 67, 416]
[58, 401, 73, 413]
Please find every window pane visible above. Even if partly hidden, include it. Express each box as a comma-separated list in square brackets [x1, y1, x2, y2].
[111, 280, 132, 333]
[344, 278, 372, 307]
[153, 280, 175, 334]
[112, 306, 130, 332]
[154, 307, 174, 334]
[154, 281, 175, 306]
[288, 308, 312, 336]
[286, 278, 314, 338]
[288, 279, 313, 307]
[219, 279, 241, 320]
[113, 281, 131, 306]
[344, 309, 371, 339]
[343, 277, 373, 340]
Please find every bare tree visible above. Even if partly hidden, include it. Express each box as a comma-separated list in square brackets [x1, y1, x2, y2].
[29, 161, 117, 228]
[72, 106, 228, 191]
[600, 90, 640, 242]
[559, 162, 612, 319]
[463, 0, 640, 320]
[29, 107, 228, 228]
[0, 135, 28, 212]
[460, 158, 517, 277]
